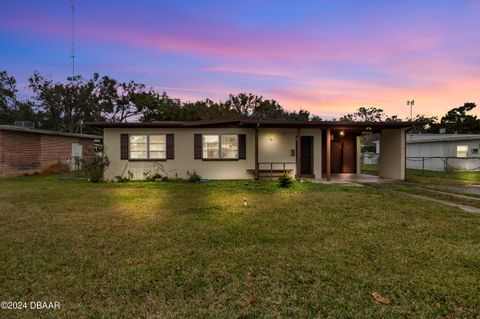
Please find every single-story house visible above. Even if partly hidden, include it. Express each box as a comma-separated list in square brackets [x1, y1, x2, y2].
[87, 119, 416, 181]
[406, 134, 480, 171]
[0, 124, 101, 177]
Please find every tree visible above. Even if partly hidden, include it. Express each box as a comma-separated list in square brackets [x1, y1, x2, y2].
[440, 102, 480, 133]
[8, 70, 327, 127]
[0, 71, 19, 124]
[384, 115, 402, 122]
[340, 107, 387, 122]
[0, 71, 41, 125]
[97, 76, 147, 123]
[29, 72, 105, 131]
[222, 93, 320, 120]
[224, 93, 260, 117]
[28, 72, 65, 130]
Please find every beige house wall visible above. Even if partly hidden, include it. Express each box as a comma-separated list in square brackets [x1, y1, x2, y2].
[379, 128, 406, 180]
[103, 127, 323, 180]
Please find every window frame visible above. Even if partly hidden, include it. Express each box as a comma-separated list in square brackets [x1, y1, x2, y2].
[129, 134, 167, 160]
[202, 134, 239, 160]
[456, 144, 469, 158]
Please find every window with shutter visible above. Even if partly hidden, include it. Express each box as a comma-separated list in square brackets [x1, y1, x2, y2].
[194, 134, 202, 159]
[166, 134, 174, 159]
[238, 134, 246, 159]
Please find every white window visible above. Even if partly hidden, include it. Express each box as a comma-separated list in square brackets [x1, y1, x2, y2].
[202, 134, 238, 159]
[203, 135, 219, 159]
[129, 135, 166, 159]
[456, 145, 468, 158]
[221, 135, 238, 159]
[148, 135, 166, 159]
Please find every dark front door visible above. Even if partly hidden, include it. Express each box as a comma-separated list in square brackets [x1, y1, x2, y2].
[300, 136, 313, 175]
[331, 142, 343, 173]
[322, 131, 357, 173]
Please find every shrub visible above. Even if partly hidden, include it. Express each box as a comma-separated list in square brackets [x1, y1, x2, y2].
[277, 174, 293, 188]
[148, 173, 169, 182]
[82, 152, 110, 183]
[143, 164, 171, 182]
[187, 170, 201, 183]
[113, 176, 130, 183]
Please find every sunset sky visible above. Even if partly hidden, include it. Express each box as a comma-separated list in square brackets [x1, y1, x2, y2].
[1, 0, 479, 119]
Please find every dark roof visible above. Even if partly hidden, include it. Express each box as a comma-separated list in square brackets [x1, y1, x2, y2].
[407, 134, 480, 144]
[86, 119, 420, 131]
[0, 125, 102, 139]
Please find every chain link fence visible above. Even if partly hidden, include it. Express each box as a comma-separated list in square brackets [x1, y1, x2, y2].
[406, 156, 480, 172]
[56, 156, 90, 179]
[360, 153, 480, 176]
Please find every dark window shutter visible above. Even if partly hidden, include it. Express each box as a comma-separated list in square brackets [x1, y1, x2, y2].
[166, 134, 174, 159]
[194, 134, 202, 159]
[238, 134, 246, 159]
[120, 134, 129, 160]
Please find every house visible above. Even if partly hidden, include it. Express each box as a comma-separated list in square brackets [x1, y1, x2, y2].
[87, 119, 415, 181]
[0, 124, 101, 177]
[406, 134, 480, 171]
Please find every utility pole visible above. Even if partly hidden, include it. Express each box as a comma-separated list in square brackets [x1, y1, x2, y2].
[407, 100, 415, 120]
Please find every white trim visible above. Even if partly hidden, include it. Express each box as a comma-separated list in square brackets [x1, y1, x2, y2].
[201, 134, 239, 160]
[129, 134, 166, 160]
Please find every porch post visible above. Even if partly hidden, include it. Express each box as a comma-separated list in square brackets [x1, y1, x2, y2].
[326, 128, 331, 181]
[378, 128, 406, 180]
[295, 128, 301, 179]
[356, 135, 361, 174]
[255, 124, 259, 180]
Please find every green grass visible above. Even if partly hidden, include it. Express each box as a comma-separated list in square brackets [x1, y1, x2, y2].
[362, 163, 480, 185]
[1, 176, 480, 318]
[378, 183, 480, 209]
[405, 169, 480, 185]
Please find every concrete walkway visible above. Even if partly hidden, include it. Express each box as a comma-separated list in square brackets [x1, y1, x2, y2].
[390, 190, 480, 214]
[427, 184, 480, 196]
[420, 187, 480, 202]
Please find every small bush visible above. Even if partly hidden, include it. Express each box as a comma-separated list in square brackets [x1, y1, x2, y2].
[83, 152, 110, 183]
[187, 170, 201, 183]
[143, 164, 171, 182]
[278, 174, 293, 188]
[113, 176, 130, 183]
[144, 171, 171, 182]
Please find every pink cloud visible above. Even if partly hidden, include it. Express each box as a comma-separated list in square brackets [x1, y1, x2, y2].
[2, 9, 479, 119]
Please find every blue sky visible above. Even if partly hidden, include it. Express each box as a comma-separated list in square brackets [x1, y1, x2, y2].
[1, 0, 480, 118]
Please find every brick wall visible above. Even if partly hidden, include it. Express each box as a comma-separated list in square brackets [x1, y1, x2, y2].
[0, 130, 95, 177]
[39, 135, 94, 172]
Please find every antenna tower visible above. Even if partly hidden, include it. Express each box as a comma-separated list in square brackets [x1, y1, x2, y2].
[71, 0, 75, 80]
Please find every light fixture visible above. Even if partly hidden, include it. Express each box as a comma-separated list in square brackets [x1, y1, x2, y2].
[339, 130, 345, 137]
[269, 135, 274, 142]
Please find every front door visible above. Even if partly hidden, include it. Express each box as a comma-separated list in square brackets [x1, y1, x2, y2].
[300, 136, 313, 175]
[322, 132, 357, 174]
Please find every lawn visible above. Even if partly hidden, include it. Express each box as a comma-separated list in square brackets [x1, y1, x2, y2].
[1, 176, 480, 318]
[361, 162, 480, 185]
[405, 169, 480, 185]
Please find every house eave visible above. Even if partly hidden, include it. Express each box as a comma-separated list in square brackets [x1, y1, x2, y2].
[86, 119, 421, 131]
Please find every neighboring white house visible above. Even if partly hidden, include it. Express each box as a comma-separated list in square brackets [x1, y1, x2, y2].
[406, 134, 480, 171]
